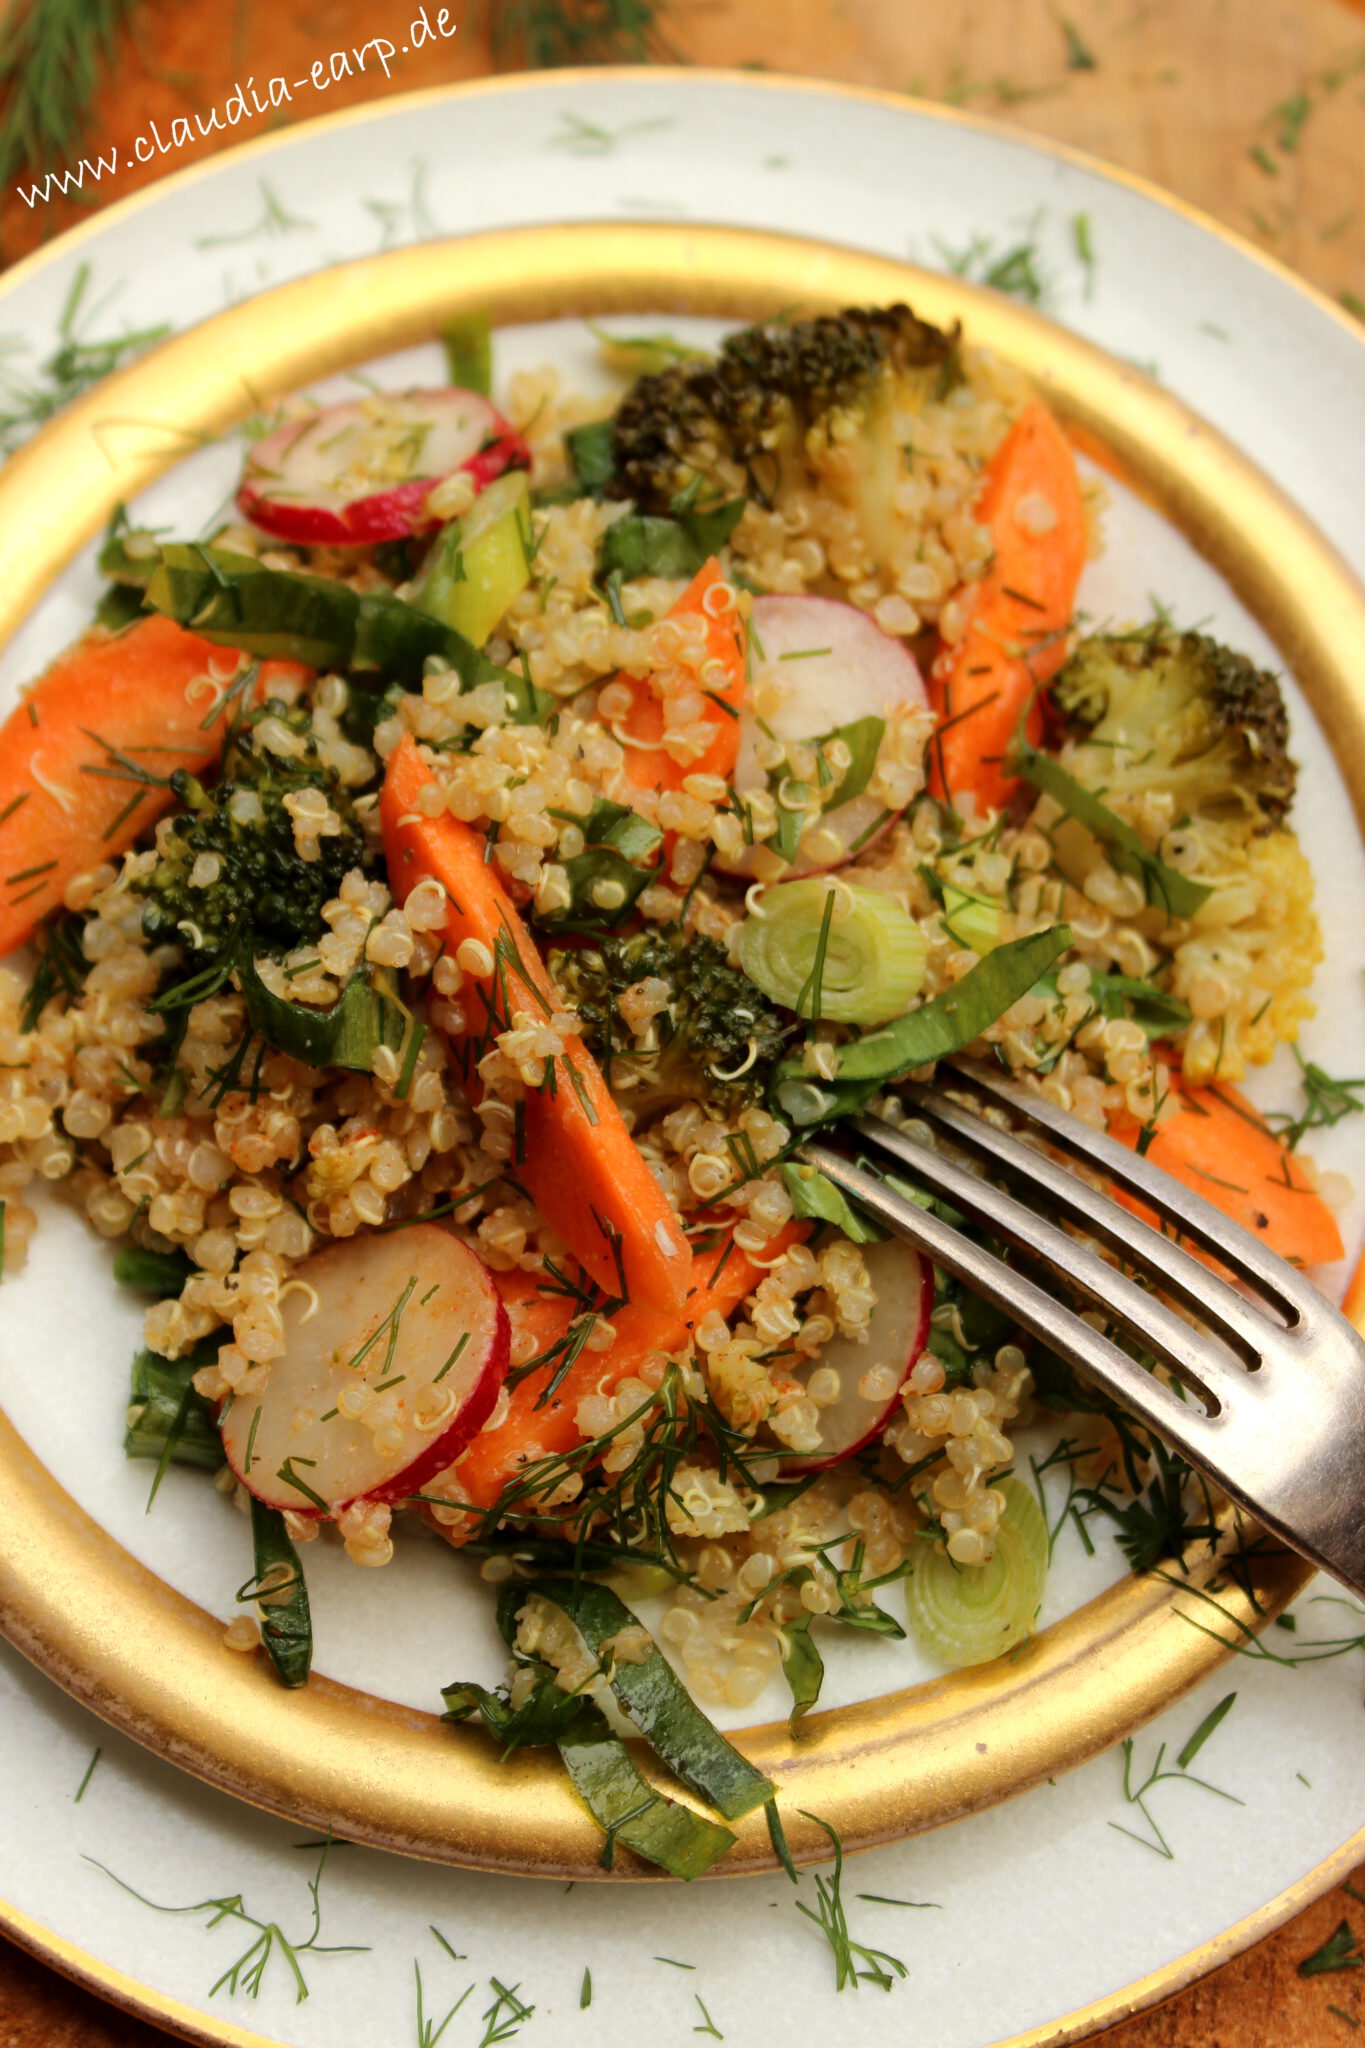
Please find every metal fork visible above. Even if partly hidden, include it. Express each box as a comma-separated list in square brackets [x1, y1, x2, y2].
[796, 1058, 1365, 1600]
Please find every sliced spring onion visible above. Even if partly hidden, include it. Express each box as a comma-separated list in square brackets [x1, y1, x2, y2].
[941, 884, 1001, 955]
[410, 471, 532, 648]
[738, 878, 929, 1026]
[1013, 737, 1212, 919]
[905, 1477, 1048, 1669]
[123, 1342, 225, 1473]
[442, 311, 492, 394]
[516, 1578, 775, 1821]
[557, 1705, 737, 1878]
[239, 957, 406, 1073]
[774, 924, 1073, 1126]
[243, 1497, 312, 1689]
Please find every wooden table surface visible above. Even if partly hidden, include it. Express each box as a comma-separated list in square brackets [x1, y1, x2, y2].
[2, 1, 1364, 2042]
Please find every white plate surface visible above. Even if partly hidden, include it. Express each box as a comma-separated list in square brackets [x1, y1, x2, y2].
[2, 69, 1364, 2048]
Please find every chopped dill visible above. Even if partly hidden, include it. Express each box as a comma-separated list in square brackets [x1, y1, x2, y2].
[1057, 16, 1097, 70]
[1109, 1695, 1243, 1859]
[84, 1838, 367, 2004]
[0, 263, 170, 455]
[74, 1746, 101, 1802]
[1301, 1921, 1364, 1978]
[692, 1994, 724, 2038]
[794, 1813, 907, 1991]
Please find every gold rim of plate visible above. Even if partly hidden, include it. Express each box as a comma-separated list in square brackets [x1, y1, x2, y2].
[1, 209, 1364, 1961]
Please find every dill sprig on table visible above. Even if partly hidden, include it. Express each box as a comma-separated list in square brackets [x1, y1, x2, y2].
[0, 0, 138, 190]
[480, 0, 678, 69]
[0, 262, 169, 456]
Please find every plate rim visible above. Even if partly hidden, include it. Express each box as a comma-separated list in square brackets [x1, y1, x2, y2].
[0, 72, 1363, 2048]
[2, 215, 1361, 1864]
[2, 63, 1363, 364]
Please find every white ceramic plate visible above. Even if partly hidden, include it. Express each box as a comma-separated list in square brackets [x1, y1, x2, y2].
[2, 69, 1365, 2048]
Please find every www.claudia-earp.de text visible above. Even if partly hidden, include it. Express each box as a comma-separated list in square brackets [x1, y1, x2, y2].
[15, 6, 457, 208]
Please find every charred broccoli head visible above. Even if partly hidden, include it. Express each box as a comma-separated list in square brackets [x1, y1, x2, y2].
[135, 701, 371, 966]
[548, 924, 789, 1118]
[1051, 631, 1296, 836]
[610, 304, 961, 570]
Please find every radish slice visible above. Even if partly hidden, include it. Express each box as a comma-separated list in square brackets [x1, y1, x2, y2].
[767, 1237, 933, 1471]
[237, 390, 530, 546]
[221, 1226, 509, 1514]
[725, 595, 927, 877]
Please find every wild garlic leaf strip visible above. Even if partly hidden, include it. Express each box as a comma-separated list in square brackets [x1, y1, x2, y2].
[1013, 736, 1211, 919]
[144, 544, 549, 721]
[123, 1340, 224, 1484]
[240, 1499, 312, 1689]
[514, 1579, 776, 1820]
[774, 924, 1072, 1126]
[239, 956, 406, 1073]
[780, 1614, 825, 1734]
[558, 1705, 737, 1878]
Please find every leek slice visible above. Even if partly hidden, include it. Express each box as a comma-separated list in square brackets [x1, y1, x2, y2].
[905, 1477, 1047, 1669]
[410, 470, 532, 648]
[942, 884, 1001, 955]
[773, 924, 1073, 1126]
[738, 878, 928, 1026]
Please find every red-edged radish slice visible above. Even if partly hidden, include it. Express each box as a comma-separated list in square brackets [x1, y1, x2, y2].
[237, 390, 530, 546]
[220, 1225, 509, 1514]
[724, 595, 927, 877]
[767, 1237, 933, 1472]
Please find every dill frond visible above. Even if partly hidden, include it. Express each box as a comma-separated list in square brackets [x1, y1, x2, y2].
[0, 0, 138, 190]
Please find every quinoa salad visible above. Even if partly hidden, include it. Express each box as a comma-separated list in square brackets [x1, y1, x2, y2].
[0, 300, 1339, 1875]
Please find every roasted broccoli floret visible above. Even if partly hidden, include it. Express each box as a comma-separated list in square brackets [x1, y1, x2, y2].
[135, 701, 371, 966]
[1050, 630, 1317, 1086]
[548, 925, 789, 1118]
[1051, 631, 1296, 841]
[610, 303, 961, 571]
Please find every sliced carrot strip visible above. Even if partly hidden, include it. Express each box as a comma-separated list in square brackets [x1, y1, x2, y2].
[616, 559, 746, 794]
[442, 1220, 810, 1533]
[926, 398, 1087, 817]
[0, 615, 309, 954]
[1111, 1078, 1344, 1269]
[381, 733, 691, 1317]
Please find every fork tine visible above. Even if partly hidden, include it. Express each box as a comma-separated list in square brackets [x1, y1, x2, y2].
[947, 1059, 1320, 1320]
[886, 1082, 1274, 1364]
[796, 1141, 1215, 1444]
[813, 1116, 1244, 1411]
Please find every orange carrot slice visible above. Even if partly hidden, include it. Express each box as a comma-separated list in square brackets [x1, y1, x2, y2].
[1111, 1078, 1344, 1269]
[926, 398, 1087, 817]
[615, 559, 746, 794]
[381, 733, 691, 1317]
[441, 1220, 810, 1532]
[0, 616, 309, 954]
